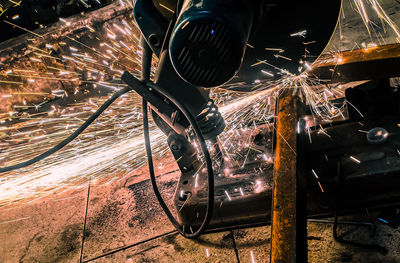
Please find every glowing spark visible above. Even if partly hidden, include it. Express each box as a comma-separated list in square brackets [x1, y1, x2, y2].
[224, 190, 232, 201]
[350, 156, 361, 164]
[261, 70, 274, 77]
[290, 30, 307, 38]
[250, 251, 256, 263]
[159, 3, 175, 14]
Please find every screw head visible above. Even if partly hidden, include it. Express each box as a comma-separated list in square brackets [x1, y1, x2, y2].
[367, 127, 389, 145]
[171, 144, 180, 151]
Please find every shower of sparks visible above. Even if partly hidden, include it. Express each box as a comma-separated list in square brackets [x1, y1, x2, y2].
[325, 0, 400, 54]
[354, 0, 400, 41]
[0, 0, 399, 207]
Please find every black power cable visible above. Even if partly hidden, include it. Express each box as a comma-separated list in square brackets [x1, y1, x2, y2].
[139, 8, 215, 238]
[142, 88, 214, 238]
[0, 85, 134, 173]
[139, 34, 214, 238]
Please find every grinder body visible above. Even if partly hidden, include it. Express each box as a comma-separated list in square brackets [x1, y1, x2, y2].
[169, 0, 257, 87]
[132, 0, 341, 233]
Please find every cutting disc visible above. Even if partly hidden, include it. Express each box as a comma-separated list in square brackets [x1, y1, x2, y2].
[230, 0, 342, 87]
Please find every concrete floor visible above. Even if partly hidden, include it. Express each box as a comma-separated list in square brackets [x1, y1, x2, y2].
[1, 168, 400, 263]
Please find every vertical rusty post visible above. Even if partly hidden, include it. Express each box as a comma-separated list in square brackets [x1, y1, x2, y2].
[270, 89, 304, 263]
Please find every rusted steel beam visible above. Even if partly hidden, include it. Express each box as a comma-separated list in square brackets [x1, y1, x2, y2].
[271, 89, 304, 263]
[311, 43, 400, 83]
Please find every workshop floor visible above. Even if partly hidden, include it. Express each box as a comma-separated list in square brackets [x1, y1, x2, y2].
[1, 168, 400, 263]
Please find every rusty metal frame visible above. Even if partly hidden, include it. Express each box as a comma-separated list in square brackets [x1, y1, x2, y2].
[271, 89, 307, 263]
